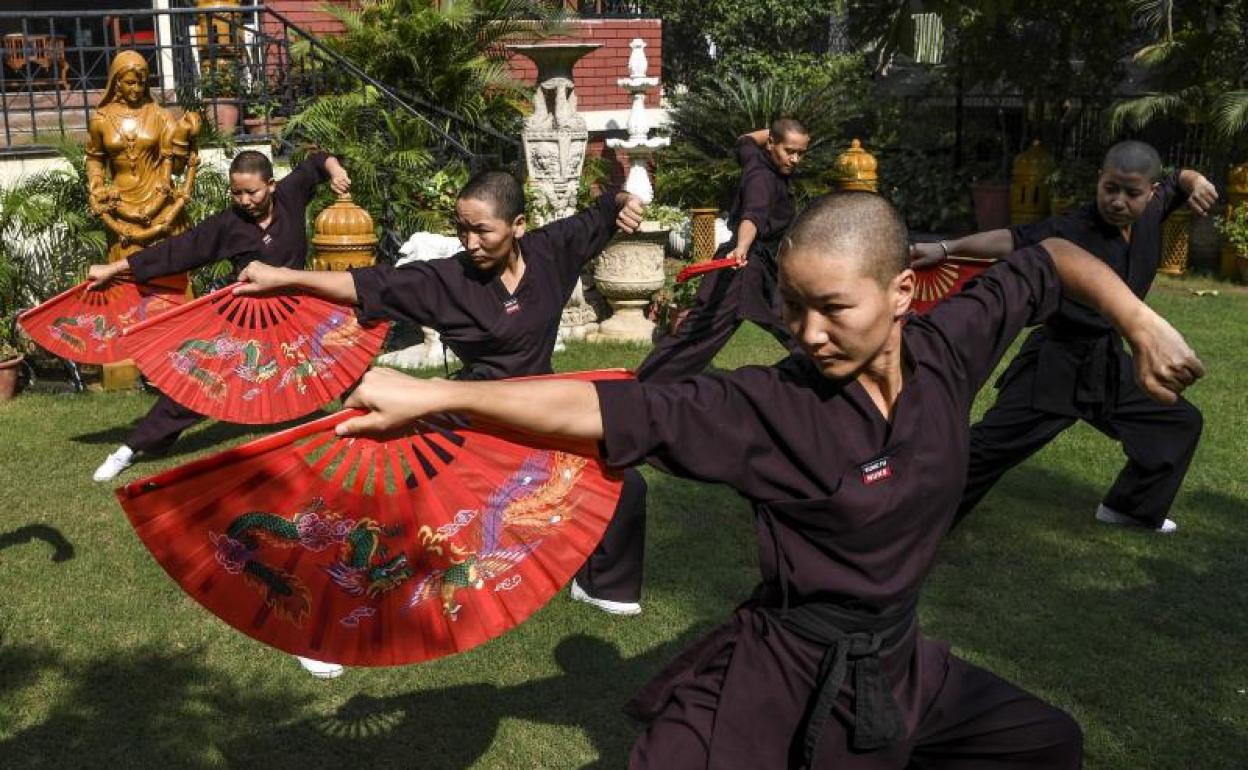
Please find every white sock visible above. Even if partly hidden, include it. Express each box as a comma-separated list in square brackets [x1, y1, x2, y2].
[114, 445, 134, 461]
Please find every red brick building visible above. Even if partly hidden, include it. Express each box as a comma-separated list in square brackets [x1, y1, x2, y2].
[267, 1, 665, 181]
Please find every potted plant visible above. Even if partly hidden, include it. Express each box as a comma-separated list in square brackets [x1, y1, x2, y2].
[1045, 157, 1098, 216]
[643, 203, 688, 257]
[243, 94, 286, 136]
[1216, 205, 1248, 283]
[0, 327, 25, 402]
[199, 65, 242, 135]
[968, 109, 1012, 230]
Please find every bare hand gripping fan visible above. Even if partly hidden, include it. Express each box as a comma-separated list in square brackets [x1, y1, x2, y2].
[120, 283, 390, 424]
[17, 276, 188, 364]
[114, 369, 632, 667]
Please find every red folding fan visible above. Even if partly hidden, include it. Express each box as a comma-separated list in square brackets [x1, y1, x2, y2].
[17, 276, 188, 364]
[911, 257, 997, 314]
[120, 284, 390, 424]
[676, 256, 741, 283]
[115, 370, 632, 667]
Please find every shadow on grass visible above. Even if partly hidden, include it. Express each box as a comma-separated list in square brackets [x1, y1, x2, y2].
[69, 412, 327, 461]
[0, 525, 74, 563]
[234, 629, 709, 770]
[934, 466, 1248, 768]
[1, 628, 709, 770]
[0, 641, 313, 769]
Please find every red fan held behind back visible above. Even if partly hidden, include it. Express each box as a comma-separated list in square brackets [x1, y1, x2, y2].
[121, 284, 390, 424]
[115, 370, 632, 667]
[676, 257, 741, 283]
[911, 257, 996, 314]
[17, 276, 188, 364]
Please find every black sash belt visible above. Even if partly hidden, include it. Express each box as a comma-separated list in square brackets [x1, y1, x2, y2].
[759, 593, 915, 764]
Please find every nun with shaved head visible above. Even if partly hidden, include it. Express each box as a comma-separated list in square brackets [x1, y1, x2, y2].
[913, 141, 1218, 534]
[330, 191, 1203, 769]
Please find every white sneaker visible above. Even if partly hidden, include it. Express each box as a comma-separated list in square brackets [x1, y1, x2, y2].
[296, 655, 344, 679]
[570, 579, 641, 616]
[1095, 504, 1177, 534]
[92, 446, 134, 482]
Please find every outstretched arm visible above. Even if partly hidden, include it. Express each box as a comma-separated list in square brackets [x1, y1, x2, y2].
[910, 229, 1014, 268]
[1042, 237, 1203, 402]
[86, 216, 226, 288]
[232, 262, 358, 303]
[337, 367, 603, 440]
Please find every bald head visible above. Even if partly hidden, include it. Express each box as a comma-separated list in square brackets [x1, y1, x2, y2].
[770, 117, 809, 143]
[1103, 140, 1163, 182]
[779, 192, 909, 287]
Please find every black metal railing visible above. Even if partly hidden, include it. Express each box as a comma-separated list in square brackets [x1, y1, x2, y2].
[0, 5, 520, 168]
[574, 0, 648, 17]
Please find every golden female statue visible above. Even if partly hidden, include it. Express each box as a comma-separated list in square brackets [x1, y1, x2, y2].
[86, 50, 202, 262]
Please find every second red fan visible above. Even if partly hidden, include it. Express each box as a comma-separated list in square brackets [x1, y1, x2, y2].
[121, 284, 390, 424]
[17, 276, 188, 364]
[911, 257, 996, 314]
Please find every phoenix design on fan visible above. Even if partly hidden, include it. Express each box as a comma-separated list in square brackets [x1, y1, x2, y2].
[408, 451, 588, 620]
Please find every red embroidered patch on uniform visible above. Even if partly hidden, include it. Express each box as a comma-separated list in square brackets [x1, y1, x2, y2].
[860, 456, 892, 485]
[503, 298, 521, 314]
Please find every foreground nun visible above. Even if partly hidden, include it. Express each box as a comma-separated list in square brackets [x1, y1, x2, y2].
[330, 192, 1202, 768]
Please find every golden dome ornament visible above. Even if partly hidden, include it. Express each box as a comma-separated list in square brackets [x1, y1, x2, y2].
[311, 193, 379, 272]
[835, 139, 879, 193]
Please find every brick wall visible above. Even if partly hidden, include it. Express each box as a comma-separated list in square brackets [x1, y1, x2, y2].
[505, 19, 663, 111]
[266, 6, 662, 112]
[265, 0, 349, 37]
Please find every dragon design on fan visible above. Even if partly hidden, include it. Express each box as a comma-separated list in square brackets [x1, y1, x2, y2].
[169, 335, 278, 401]
[48, 314, 118, 352]
[408, 451, 587, 620]
[209, 498, 413, 627]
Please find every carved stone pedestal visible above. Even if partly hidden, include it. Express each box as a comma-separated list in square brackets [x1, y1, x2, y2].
[590, 225, 667, 343]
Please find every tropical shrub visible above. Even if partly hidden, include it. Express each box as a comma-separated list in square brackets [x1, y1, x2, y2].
[654, 55, 870, 209]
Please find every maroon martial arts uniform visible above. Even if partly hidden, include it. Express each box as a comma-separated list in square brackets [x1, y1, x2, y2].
[123, 153, 333, 453]
[349, 190, 647, 604]
[959, 171, 1201, 527]
[636, 134, 800, 383]
[594, 246, 1082, 768]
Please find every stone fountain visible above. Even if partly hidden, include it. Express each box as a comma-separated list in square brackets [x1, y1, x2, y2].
[507, 42, 602, 342]
[591, 38, 670, 343]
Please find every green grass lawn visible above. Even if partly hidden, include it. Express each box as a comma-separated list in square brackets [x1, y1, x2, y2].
[1, 276, 1246, 769]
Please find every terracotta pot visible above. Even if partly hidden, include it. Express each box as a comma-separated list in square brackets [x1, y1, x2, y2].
[0, 354, 24, 402]
[243, 115, 286, 135]
[971, 180, 1011, 230]
[204, 99, 239, 135]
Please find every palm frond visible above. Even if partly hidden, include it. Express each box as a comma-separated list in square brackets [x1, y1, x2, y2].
[1211, 90, 1248, 140]
[1107, 91, 1189, 135]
